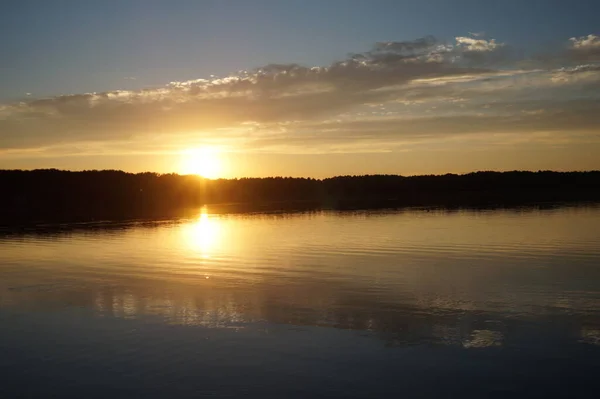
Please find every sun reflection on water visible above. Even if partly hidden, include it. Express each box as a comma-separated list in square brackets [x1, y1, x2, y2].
[183, 206, 222, 258]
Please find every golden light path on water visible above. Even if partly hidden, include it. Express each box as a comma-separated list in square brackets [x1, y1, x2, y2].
[181, 206, 223, 259]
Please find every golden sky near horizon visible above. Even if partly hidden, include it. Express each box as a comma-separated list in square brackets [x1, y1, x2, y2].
[1, 2, 599, 178]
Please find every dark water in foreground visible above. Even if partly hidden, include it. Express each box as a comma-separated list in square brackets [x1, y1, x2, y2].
[1, 206, 599, 398]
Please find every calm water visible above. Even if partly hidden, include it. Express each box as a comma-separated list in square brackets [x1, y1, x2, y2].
[1, 205, 599, 398]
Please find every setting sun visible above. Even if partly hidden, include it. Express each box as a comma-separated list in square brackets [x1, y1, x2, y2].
[179, 148, 224, 178]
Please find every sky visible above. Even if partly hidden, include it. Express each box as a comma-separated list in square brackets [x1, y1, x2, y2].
[1, 0, 599, 178]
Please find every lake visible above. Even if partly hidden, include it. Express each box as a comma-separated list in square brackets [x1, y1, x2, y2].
[1, 205, 599, 398]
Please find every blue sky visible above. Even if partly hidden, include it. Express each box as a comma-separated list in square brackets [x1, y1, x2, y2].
[0, 0, 599, 176]
[2, 0, 598, 100]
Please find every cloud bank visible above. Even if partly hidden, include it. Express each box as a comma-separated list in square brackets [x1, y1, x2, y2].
[1, 33, 599, 157]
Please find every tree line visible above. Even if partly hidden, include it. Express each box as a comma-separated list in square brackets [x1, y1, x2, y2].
[1, 169, 599, 224]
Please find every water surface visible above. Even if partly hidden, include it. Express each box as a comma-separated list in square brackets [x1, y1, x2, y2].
[1, 206, 599, 398]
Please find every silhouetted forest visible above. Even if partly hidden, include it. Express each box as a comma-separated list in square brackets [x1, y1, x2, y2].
[1, 169, 599, 225]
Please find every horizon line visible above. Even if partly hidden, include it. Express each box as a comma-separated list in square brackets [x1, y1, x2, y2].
[2, 168, 599, 181]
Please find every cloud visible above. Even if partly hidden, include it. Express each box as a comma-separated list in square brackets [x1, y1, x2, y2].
[0, 35, 496, 150]
[0, 33, 599, 157]
[455, 36, 503, 52]
[551, 64, 600, 85]
[557, 64, 600, 74]
[246, 99, 600, 152]
[567, 34, 600, 62]
[528, 33, 600, 68]
[570, 34, 600, 50]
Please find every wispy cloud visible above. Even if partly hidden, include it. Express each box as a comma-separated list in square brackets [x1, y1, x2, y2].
[1, 33, 599, 157]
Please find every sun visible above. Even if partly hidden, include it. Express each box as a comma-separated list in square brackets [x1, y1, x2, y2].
[179, 148, 223, 178]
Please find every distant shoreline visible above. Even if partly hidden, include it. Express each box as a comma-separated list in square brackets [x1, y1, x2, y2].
[1, 169, 599, 226]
